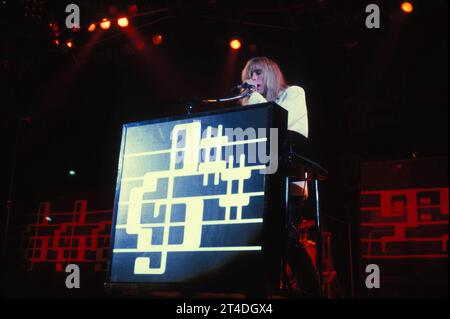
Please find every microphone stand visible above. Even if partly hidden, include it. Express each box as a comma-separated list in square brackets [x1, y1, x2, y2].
[184, 90, 251, 114]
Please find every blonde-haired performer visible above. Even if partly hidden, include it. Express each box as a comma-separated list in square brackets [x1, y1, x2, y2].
[240, 57, 320, 295]
[240, 56, 308, 138]
[240, 56, 310, 199]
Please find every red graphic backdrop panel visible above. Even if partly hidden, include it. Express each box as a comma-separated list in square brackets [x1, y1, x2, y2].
[23, 200, 112, 272]
[360, 187, 448, 260]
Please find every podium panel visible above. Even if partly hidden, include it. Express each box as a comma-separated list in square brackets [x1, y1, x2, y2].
[107, 103, 287, 293]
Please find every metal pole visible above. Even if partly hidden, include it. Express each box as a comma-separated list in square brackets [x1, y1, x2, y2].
[314, 178, 324, 296]
[281, 174, 290, 291]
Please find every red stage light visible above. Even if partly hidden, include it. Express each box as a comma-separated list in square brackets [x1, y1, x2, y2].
[50, 23, 59, 32]
[230, 39, 241, 50]
[88, 23, 96, 32]
[152, 34, 163, 45]
[117, 17, 129, 28]
[100, 18, 111, 30]
[401, 2, 414, 13]
[128, 4, 138, 16]
[53, 39, 60, 46]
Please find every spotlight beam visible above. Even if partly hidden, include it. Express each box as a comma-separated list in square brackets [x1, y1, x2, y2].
[133, 7, 169, 18]
[183, 11, 298, 32]
[132, 15, 171, 32]
[229, 19, 298, 32]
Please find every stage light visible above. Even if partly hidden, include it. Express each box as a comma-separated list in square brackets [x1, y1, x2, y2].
[53, 39, 60, 46]
[230, 38, 241, 50]
[69, 170, 76, 176]
[88, 23, 96, 32]
[117, 17, 129, 28]
[50, 22, 59, 33]
[100, 18, 111, 30]
[401, 2, 414, 13]
[152, 34, 163, 45]
[128, 4, 138, 15]
[66, 40, 73, 48]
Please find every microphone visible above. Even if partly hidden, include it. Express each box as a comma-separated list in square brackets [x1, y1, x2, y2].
[232, 82, 256, 92]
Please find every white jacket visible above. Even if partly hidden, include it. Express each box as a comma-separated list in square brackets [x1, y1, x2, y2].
[247, 85, 309, 138]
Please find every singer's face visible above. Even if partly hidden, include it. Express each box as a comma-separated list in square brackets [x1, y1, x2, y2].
[251, 69, 265, 95]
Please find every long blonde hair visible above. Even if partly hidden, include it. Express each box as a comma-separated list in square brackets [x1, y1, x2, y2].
[240, 57, 288, 104]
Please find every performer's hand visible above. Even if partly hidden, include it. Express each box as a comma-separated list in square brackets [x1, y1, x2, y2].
[244, 79, 258, 92]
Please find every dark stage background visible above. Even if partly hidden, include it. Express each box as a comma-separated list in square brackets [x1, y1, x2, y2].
[0, 0, 448, 299]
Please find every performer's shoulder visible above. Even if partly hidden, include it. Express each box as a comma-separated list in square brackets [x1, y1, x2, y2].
[285, 85, 306, 95]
